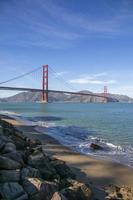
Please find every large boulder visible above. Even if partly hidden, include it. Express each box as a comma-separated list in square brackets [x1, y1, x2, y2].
[22, 178, 58, 200]
[0, 182, 28, 200]
[0, 135, 12, 152]
[2, 142, 16, 153]
[3, 151, 25, 165]
[0, 169, 20, 183]
[28, 151, 57, 180]
[0, 155, 22, 170]
[61, 179, 92, 200]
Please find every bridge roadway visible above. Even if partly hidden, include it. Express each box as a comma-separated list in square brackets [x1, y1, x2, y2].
[0, 86, 107, 99]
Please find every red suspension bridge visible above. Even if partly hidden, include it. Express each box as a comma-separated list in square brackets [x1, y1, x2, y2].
[0, 65, 109, 103]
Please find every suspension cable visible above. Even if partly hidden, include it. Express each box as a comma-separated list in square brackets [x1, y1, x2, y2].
[0, 66, 42, 85]
[49, 66, 78, 91]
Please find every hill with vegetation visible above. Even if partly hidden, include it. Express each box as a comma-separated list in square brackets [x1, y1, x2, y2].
[0, 90, 133, 103]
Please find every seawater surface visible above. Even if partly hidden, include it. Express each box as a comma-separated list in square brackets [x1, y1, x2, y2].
[0, 102, 133, 167]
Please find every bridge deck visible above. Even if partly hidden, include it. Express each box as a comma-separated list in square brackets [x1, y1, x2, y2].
[0, 86, 107, 99]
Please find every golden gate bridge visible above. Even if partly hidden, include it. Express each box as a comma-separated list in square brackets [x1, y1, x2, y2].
[0, 65, 109, 103]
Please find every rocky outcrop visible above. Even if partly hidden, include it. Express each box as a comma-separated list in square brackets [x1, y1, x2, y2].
[0, 118, 93, 200]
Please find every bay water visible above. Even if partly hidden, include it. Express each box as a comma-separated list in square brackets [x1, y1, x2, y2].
[0, 102, 133, 167]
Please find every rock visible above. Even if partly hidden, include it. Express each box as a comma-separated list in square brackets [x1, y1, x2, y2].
[0, 138, 6, 152]
[51, 192, 68, 200]
[0, 135, 12, 142]
[0, 155, 22, 169]
[50, 159, 75, 179]
[26, 138, 41, 148]
[61, 180, 92, 200]
[0, 182, 28, 200]
[3, 151, 25, 165]
[22, 177, 39, 196]
[90, 143, 103, 150]
[0, 125, 3, 135]
[11, 134, 27, 150]
[0, 169, 20, 182]
[22, 178, 58, 200]
[59, 178, 71, 190]
[0, 136, 12, 152]
[21, 166, 41, 180]
[31, 145, 43, 154]
[2, 142, 16, 153]
[119, 186, 133, 200]
[28, 151, 57, 180]
[105, 185, 133, 200]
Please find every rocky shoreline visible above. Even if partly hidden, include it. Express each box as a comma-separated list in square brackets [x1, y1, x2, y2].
[0, 116, 133, 200]
[0, 117, 93, 200]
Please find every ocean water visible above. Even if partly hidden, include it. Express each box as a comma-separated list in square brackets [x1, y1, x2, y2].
[0, 102, 133, 167]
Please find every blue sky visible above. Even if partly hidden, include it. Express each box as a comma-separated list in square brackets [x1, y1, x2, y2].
[0, 0, 133, 97]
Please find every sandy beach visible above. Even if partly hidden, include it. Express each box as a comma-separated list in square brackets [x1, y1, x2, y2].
[1, 114, 133, 199]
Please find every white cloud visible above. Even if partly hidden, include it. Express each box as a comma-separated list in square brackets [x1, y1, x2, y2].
[70, 78, 116, 85]
[69, 72, 116, 85]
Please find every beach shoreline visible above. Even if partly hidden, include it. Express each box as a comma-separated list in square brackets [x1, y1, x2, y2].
[0, 113, 133, 190]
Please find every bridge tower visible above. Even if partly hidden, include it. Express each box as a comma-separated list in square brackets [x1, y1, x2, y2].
[103, 86, 108, 103]
[42, 65, 48, 103]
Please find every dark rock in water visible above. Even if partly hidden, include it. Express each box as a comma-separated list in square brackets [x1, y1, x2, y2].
[50, 159, 76, 179]
[0, 155, 22, 170]
[61, 179, 92, 200]
[90, 143, 103, 150]
[0, 169, 20, 183]
[51, 192, 68, 200]
[0, 182, 28, 200]
[21, 166, 41, 180]
[2, 142, 16, 153]
[27, 179, 58, 200]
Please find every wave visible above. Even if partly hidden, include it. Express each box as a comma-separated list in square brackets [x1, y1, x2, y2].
[36, 125, 133, 167]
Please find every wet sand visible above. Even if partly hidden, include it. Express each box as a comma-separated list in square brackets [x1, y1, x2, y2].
[1, 115, 133, 198]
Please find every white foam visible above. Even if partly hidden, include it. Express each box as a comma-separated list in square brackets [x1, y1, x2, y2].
[0, 110, 20, 116]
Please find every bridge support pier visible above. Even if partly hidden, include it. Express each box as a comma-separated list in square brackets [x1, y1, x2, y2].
[42, 65, 48, 103]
